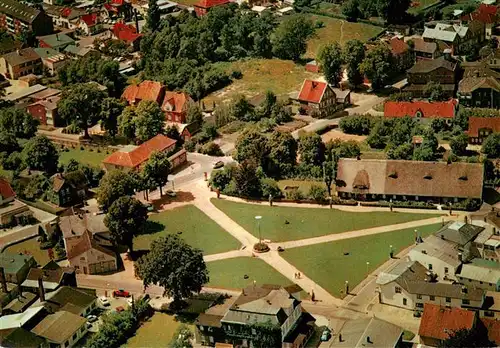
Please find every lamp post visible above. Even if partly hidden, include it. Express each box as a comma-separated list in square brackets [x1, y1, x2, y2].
[255, 216, 262, 244]
[366, 261, 370, 274]
[389, 244, 393, 259]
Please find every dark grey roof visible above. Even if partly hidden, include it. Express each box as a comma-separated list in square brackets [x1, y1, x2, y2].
[330, 317, 403, 348]
[1, 48, 41, 67]
[435, 222, 484, 246]
[408, 57, 457, 74]
[0, 0, 41, 23]
[406, 282, 484, 301]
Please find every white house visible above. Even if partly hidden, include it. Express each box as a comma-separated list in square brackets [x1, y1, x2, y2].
[457, 262, 500, 292]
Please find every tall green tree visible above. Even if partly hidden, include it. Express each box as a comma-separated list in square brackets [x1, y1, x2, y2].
[298, 133, 325, 167]
[343, 40, 365, 87]
[104, 196, 148, 254]
[185, 102, 204, 124]
[22, 136, 59, 174]
[118, 106, 137, 140]
[271, 15, 315, 61]
[58, 83, 106, 138]
[141, 151, 171, 197]
[100, 98, 125, 137]
[318, 42, 343, 87]
[147, 0, 160, 31]
[135, 235, 209, 303]
[482, 133, 500, 158]
[424, 82, 446, 101]
[376, 0, 411, 24]
[97, 170, 137, 211]
[233, 160, 262, 198]
[134, 100, 165, 142]
[359, 43, 393, 90]
[249, 321, 282, 348]
[450, 134, 468, 155]
[439, 327, 495, 348]
[267, 131, 298, 177]
[169, 325, 194, 348]
[234, 128, 268, 166]
[0, 107, 39, 138]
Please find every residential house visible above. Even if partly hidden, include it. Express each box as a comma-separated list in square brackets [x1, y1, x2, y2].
[21, 261, 76, 294]
[423, 21, 485, 54]
[480, 317, 500, 346]
[104, 0, 132, 20]
[0, 327, 48, 348]
[335, 159, 484, 204]
[458, 63, 500, 108]
[484, 48, 500, 71]
[329, 317, 403, 348]
[38, 33, 75, 52]
[0, 48, 43, 80]
[194, 0, 230, 17]
[60, 212, 111, 254]
[418, 304, 476, 346]
[470, 220, 500, 261]
[176, 121, 202, 141]
[296, 79, 343, 118]
[0, 177, 16, 207]
[43, 6, 84, 31]
[66, 230, 117, 275]
[384, 99, 458, 124]
[2, 291, 38, 315]
[411, 38, 441, 60]
[0, 0, 53, 36]
[112, 22, 142, 51]
[0, 306, 48, 331]
[196, 284, 315, 347]
[467, 117, 500, 144]
[121, 80, 165, 106]
[77, 13, 102, 35]
[27, 95, 61, 126]
[481, 290, 500, 318]
[63, 44, 94, 59]
[33, 48, 68, 76]
[47, 171, 88, 207]
[305, 60, 320, 73]
[38, 286, 97, 316]
[461, 4, 499, 39]
[102, 134, 186, 171]
[0, 252, 37, 284]
[457, 262, 500, 291]
[386, 37, 413, 71]
[161, 91, 194, 123]
[0, 197, 36, 227]
[405, 56, 458, 97]
[31, 311, 87, 348]
[376, 260, 485, 310]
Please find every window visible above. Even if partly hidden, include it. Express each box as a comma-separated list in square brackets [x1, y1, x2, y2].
[480, 281, 483, 284]
[446, 297, 451, 303]
[403, 298, 407, 306]
[395, 286, 402, 293]
[428, 264, 433, 270]
[444, 267, 449, 274]
[417, 294, 422, 299]
[484, 311, 495, 317]
[430, 295, 435, 301]
[416, 303, 424, 308]
[72, 333, 77, 341]
[462, 299, 470, 305]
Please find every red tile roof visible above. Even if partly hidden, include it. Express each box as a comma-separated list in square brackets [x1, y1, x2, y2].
[103, 134, 177, 168]
[480, 318, 500, 345]
[297, 80, 329, 104]
[67, 230, 115, 260]
[112, 23, 142, 43]
[122, 80, 165, 105]
[80, 13, 98, 26]
[467, 117, 500, 137]
[0, 178, 15, 200]
[389, 37, 409, 55]
[462, 4, 499, 24]
[418, 304, 475, 340]
[195, 0, 230, 9]
[161, 91, 192, 114]
[384, 99, 458, 119]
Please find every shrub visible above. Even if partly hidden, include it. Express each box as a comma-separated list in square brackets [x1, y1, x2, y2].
[308, 184, 327, 202]
[199, 142, 224, 156]
[210, 169, 232, 191]
[261, 178, 283, 199]
[339, 114, 373, 135]
[184, 139, 197, 152]
[231, 70, 243, 79]
[285, 189, 304, 201]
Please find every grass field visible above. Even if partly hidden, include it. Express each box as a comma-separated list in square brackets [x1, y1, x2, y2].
[203, 59, 321, 104]
[441, 0, 478, 16]
[134, 205, 241, 254]
[407, 0, 441, 14]
[306, 15, 384, 58]
[207, 257, 293, 289]
[3, 237, 51, 266]
[59, 148, 109, 167]
[282, 223, 442, 297]
[277, 180, 323, 195]
[211, 199, 441, 242]
[126, 313, 187, 347]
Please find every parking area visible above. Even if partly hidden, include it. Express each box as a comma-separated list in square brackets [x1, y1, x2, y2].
[85, 292, 136, 333]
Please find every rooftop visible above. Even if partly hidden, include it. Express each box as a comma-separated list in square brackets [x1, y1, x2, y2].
[0, 306, 45, 330]
[384, 99, 458, 119]
[418, 304, 475, 340]
[0, 178, 16, 201]
[31, 311, 86, 344]
[407, 56, 457, 74]
[330, 317, 403, 348]
[38, 33, 75, 49]
[458, 263, 500, 284]
[467, 117, 500, 137]
[297, 79, 329, 104]
[0, 0, 41, 23]
[0, 327, 46, 348]
[40, 286, 96, 314]
[121, 80, 164, 104]
[0, 252, 35, 275]
[435, 221, 484, 246]
[1, 48, 41, 67]
[59, 213, 108, 239]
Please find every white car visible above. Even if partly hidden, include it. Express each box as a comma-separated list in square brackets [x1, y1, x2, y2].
[99, 296, 110, 307]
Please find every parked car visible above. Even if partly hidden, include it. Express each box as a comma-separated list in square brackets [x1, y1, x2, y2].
[320, 328, 332, 342]
[213, 161, 224, 169]
[86, 314, 98, 323]
[113, 289, 130, 298]
[99, 296, 110, 306]
[166, 190, 177, 197]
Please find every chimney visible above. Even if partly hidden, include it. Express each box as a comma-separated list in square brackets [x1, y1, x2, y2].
[0, 267, 7, 293]
[38, 277, 45, 302]
[312, 81, 318, 88]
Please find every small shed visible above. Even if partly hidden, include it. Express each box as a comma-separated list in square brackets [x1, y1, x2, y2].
[305, 60, 320, 73]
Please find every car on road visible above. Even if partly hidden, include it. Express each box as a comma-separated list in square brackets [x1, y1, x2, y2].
[113, 289, 131, 298]
[99, 296, 110, 306]
[166, 190, 176, 197]
[213, 161, 224, 169]
[320, 328, 332, 342]
[86, 315, 98, 323]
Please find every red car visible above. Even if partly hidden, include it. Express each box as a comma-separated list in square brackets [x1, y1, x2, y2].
[113, 289, 130, 298]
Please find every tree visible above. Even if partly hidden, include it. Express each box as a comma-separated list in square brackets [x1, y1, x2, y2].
[0, 107, 39, 138]
[322, 153, 338, 197]
[298, 133, 325, 167]
[430, 118, 449, 134]
[58, 83, 106, 138]
[439, 327, 495, 348]
[326, 139, 361, 158]
[169, 324, 194, 348]
[135, 235, 209, 303]
[450, 134, 468, 155]
[232, 95, 255, 121]
[0, 131, 19, 153]
[339, 114, 373, 135]
[142, 151, 171, 196]
[22, 136, 59, 174]
[267, 131, 298, 177]
[185, 102, 204, 125]
[233, 160, 262, 198]
[482, 133, 500, 158]
[387, 143, 413, 160]
[97, 170, 137, 211]
[342, 0, 361, 20]
[249, 321, 282, 348]
[100, 98, 125, 137]
[261, 178, 282, 199]
[118, 106, 137, 140]
[376, 0, 411, 24]
[359, 43, 393, 90]
[105, 196, 148, 254]
[343, 40, 365, 87]
[234, 128, 268, 166]
[318, 42, 343, 86]
[147, 0, 160, 31]
[389, 116, 417, 146]
[272, 15, 315, 61]
[134, 100, 165, 142]
[424, 81, 446, 101]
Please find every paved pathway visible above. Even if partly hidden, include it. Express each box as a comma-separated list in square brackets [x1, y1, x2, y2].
[204, 249, 251, 262]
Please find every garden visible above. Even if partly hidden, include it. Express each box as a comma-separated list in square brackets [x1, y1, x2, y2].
[58, 147, 110, 167]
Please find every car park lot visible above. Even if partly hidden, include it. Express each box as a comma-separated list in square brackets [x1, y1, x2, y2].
[86, 294, 134, 333]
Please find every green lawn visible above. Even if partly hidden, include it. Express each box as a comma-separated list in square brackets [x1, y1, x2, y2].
[126, 313, 187, 348]
[306, 15, 384, 58]
[407, 0, 441, 14]
[207, 257, 293, 290]
[134, 205, 241, 254]
[441, 0, 478, 16]
[277, 179, 323, 196]
[3, 237, 51, 266]
[282, 223, 442, 297]
[58, 148, 110, 167]
[211, 199, 441, 242]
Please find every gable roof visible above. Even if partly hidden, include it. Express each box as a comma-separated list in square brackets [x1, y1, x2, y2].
[297, 80, 331, 104]
[459, 76, 500, 93]
[330, 317, 403, 348]
[412, 38, 438, 54]
[80, 12, 98, 26]
[423, 26, 458, 42]
[0, 327, 46, 348]
[435, 221, 485, 246]
[459, 263, 500, 284]
[0, 0, 41, 23]
[376, 261, 429, 286]
[121, 80, 164, 105]
[41, 286, 96, 314]
[31, 311, 86, 344]
[195, 0, 230, 9]
[467, 117, 500, 137]
[60, 213, 108, 239]
[38, 33, 75, 49]
[480, 318, 500, 345]
[418, 304, 475, 340]
[408, 57, 457, 74]
[2, 48, 40, 66]
[112, 22, 142, 43]
[389, 37, 409, 55]
[384, 99, 458, 119]
[0, 178, 16, 200]
[336, 159, 484, 199]
[50, 171, 88, 193]
[66, 230, 115, 260]
[161, 91, 193, 113]
[102, 134, 177, 168]
[0, 307, 45, 330]
[463, 4, 499, 24]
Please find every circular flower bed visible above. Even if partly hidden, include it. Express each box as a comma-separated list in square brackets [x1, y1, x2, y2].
[253, 242, 270, 253]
